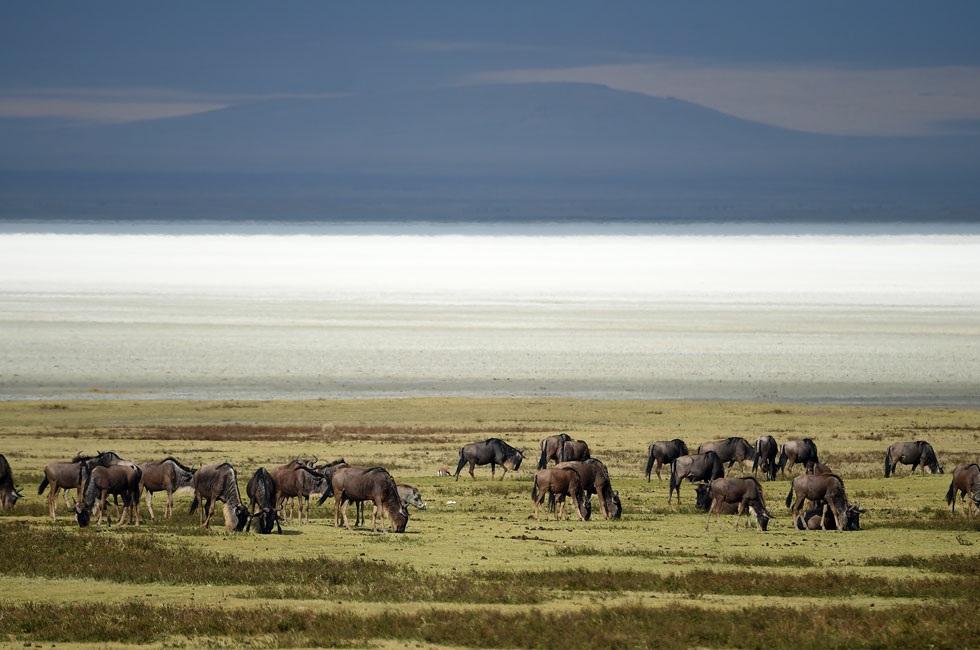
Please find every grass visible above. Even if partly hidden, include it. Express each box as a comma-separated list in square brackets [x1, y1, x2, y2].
[0, 397, 978, 648]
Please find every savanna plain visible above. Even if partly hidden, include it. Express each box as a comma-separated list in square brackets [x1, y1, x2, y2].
[0, 397, 978, 649]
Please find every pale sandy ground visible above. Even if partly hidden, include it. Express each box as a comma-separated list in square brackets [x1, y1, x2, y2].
[0, 228, 978, 404]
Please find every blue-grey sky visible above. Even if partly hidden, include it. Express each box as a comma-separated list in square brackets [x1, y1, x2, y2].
[3, 2, 980, 135]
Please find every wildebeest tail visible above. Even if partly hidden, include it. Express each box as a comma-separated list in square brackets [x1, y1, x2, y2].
[776, 446, 787, 473]
[644, 445, 655, 481]
[530, 477, 539, 503]
[668, 460, 678, 494]
[945, 479, 957, 505]
[785, 483, 794, 509]
[37, 475, 49, 495]
[189, 495, 200, 514]
[884, 449, 892, 478]
[752, 440, 761, 474]
[537, 441, 548, 470]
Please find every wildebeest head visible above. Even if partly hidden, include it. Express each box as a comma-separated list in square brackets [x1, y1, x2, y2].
[844, 503, 866, 531]
[504, 450, 524, 471]
[751, 506, 772, 532]
[74, 501, 91, 528]
[0, 487, 22, 510]
[609, 491, 622, 519]
[390, 503, 410, 533]
[223, 503, 252, 532]
[253, 507, 281, 534]
[404, 489, 426, 510]
[695, 483, 712, 511]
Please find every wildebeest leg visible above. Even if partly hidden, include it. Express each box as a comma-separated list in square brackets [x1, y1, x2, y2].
[97, 490, 108, 526]
[705, 498, 716, 530]
[499, 467, 508, 481]
[341, 497, 353, 530]
[202, 498, 213, 528]
[791, 496, 806, 529]
[555, 495, 564, 521]
[62, 487, 72, 510]
[734, 501, 744, 529]
[48, 486, 58, 520]
[144, 489, 155, 521]
[468, 461, 476, 480]
[490, 462, 496, 479]
[334, 493, 344, 528]
[911, 462, 919, 474]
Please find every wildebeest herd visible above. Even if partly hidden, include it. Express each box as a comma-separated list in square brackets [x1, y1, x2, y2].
[0, 434, 975, 534]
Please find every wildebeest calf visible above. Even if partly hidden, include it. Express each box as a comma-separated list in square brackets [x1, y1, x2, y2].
[531, 467, 587, 521]
[704, 477, 772, 531]
[946, 463, 980, 516]
[752, 435, 778, 481]
[138, 457, 195, 520]
[74, 464, 142, 527]
[246, 467, 282, 534]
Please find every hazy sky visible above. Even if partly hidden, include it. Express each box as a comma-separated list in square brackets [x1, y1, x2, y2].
[3, 2, 980, 135]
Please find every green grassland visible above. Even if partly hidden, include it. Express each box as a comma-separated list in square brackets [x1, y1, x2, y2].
[0, 398, 978, 649]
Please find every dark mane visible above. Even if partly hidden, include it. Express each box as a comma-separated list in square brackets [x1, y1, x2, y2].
[487, 438, 519, 453]
[70, 452, 94, 463]
[161, 456, 193, 472]
[215, 462, 235, 471]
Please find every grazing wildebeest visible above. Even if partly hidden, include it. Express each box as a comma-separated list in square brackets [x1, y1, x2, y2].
[272, 461, 329, 523]
[752, 435, 778, 481]
[704, 477, 772, 531]
[558, 439, 591, 463]
[945, 463, 980, 516]
[138, 457, 195, 520]
[777, 438, 820, 475]
[335, 467, 408, 532]
[531, 467, 587, 521]
[555, 459, 621, 520]
[38, 452, 99, 519]
[884, 441, 943, 477]
[695, 482, 741, 514]
[668, 452, 725, 504]
[189, 463, 250, 531]
[397, 484, 427, 510]
[74, 464, 142, 527]
[246, 467, 282, 534]
[538, 433, 572, 469]
[785, 473, 851, 532]
[0, 454, 23, 510]
[455, 438, 525, 481]
[644, 439, 689, 482]
[698, 437, 755, 471]
[793, 500, 865, 531]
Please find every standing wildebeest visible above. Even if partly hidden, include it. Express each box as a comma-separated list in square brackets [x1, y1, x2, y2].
[645, 439, 689, 482]
[668, 452, 725, 504]
[698, 437, 755, 471]
[455, 438, 524, 481]
[138, 457, 195, 520]
[945, 463, 980, 516]
[531, 467, 587, 521]
[704, 477, 772, 531]
[0, 454, 23, 510]
[74, 464, 142, 527]
[37, 451, 123, 520]
[397, 484, 427, 510]
[272, 461, 329, 523]
[777, 438, 820, 475]
[538, 433, 572, 469]
[189, 463, 250, 531]
[555, 459, 621, 519]
[884, 441, 943, 477]
[246, 467, 282, 534]
[335, 467, 408, 532]
[785, 473, 852, 532]
[752, 435, 779, 481]
[559, 439, 591, 463]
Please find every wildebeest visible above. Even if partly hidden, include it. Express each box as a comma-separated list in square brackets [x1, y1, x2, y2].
[531, 467, 587, 521]
[785, 472, 852, 532]
[138, 457, 195, 520]
[945, 463, 980, 516]
[455, 438, 524, 481]
[752, 435, 778, 481]
[397, 484, 427, 510]
[537, 433, 572, 469]
[334, 467, 408, 532]
[74, 464, 142, 527]
[793, 500, 865, 531]
[704, 477, 772, 531]
[272, 461, 329, 523]
[644, 439, 689, 482]
[0, 454, 23, 510]
[246, 467, 282, 534]
[668, 452, 725, 504]
[884, 441, 943, 477]
[555, 458, 621, 519]
[37, 451, 123, 519]
[777, 438, 820, 475]
[189, 463, 250, 531]
[698, 437, 755, 470]
[559, 439, 591, 463]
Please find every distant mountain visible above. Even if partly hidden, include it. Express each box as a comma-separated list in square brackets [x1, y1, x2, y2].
[1, 83, 979, 221]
